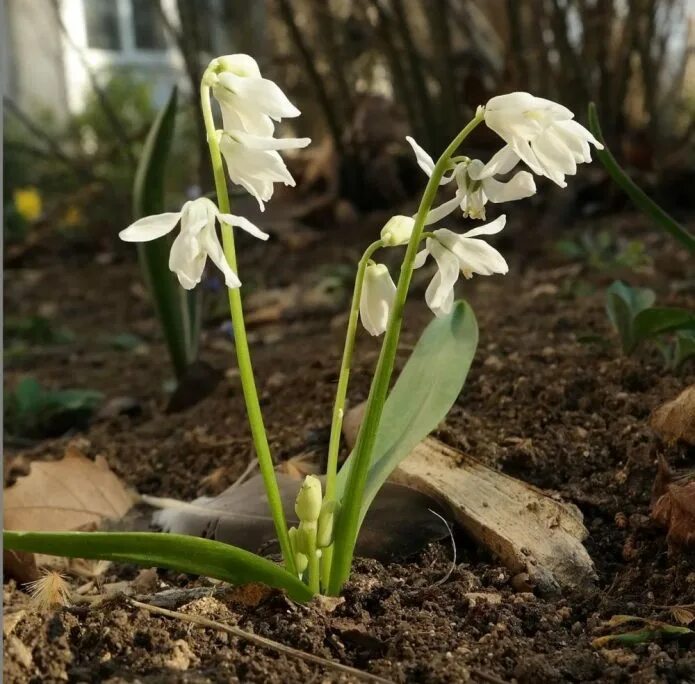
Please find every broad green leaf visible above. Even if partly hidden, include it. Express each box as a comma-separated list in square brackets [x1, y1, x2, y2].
[336, 300, 478, 524]
[588, 103, 695, 253]
[605, 281, 655, 353]
[4, 530, 313, 603]
[133, 87, 199, 380]
[633, 307, 695, 344]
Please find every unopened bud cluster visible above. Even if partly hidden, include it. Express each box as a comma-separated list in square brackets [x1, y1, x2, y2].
[289, 475, 337, 578]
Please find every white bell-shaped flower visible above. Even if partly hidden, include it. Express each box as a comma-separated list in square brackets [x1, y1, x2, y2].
[119, 197, 268, 290]
[211, 54, 301, 136]
[414, 215, 508, 317]
[482, 92, 603, 187]
[360, 262, 397, 335]
[405, 137, 536, 222]
[219, 130, 311, 211]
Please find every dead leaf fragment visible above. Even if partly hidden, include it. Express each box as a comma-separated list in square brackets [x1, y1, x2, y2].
[650, 385, 695, 445]
[652, 480, 695, 547]
[4, 444, 134, 532]
[671, 606, 695, 625]
[3, 610, 26, 637]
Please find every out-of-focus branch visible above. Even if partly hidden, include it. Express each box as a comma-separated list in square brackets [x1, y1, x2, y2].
[388, 0, 437, 149]
[4, 97, 98, 182]
[275, 0, 345, 154]
[49, 0, 136, 169]
[309, 0, 354, 120]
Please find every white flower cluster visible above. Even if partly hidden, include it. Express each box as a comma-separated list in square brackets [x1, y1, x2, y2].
[121, 54, 310, 290]
[360, 92, 603, 333]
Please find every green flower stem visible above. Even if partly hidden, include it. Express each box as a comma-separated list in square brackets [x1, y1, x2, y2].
[306, 526, 320, 594]
[200, 83, 296, 577]
[327, 112, 485, 595]
[321, 238, 383, 588]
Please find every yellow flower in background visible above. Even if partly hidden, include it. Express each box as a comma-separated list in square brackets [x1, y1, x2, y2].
[14, 187, 42, 221]
[63, 205, 83, 227]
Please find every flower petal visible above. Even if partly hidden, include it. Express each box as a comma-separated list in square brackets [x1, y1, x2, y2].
[217, 213, 270, 240]
[229, 130, 311, 151]
[119, 212, 180, 242]
[169, 232, 206, 289]
[426, 240, 461, 313]
[425, 191, 465, 225]
[413, 248, 429, 269]
[199, 225, 242, 289]
[217, 72, 301, 121]
[481, 171, 536, 203]
[471, 146, 520, 179]
[457, 214, 507, 239]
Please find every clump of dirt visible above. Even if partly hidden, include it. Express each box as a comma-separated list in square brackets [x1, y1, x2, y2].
[4, 208, 695, 682]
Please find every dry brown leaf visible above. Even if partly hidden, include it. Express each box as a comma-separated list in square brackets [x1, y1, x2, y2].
[652, 480, 695, 547]
[4, 444, 134, 532]
[671, 606, 695, 625]
[3, 610, 26, 637]
[650, 385, 695, 445]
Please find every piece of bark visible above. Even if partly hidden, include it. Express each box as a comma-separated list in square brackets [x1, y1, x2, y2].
[343, 405, 596, 595]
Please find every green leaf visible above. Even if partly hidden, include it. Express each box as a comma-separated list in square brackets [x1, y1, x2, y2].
[133, 86, 199, 380]
[633, 307, 695, 343]
[605, 281, 655, 354]
[588, 103, 695, 253]
[336, 300, 478, 525]
[3, 531, 313, 603]
[673, 330, 695, 370]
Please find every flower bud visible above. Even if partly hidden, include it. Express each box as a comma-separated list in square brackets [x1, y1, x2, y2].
[360, 263, 396, 336]
[294, 552, 308, 574]
[317, 500, 338, 548]
[380, 215, 415, 247]
[294, 475, 322, 524]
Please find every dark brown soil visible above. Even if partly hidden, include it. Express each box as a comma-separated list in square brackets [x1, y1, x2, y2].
[4, 204, 695, 683]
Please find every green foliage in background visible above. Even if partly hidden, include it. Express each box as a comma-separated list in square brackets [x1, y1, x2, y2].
[4, 377, 103, 439]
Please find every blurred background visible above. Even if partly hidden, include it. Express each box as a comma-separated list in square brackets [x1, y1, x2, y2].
[4, 0, 694, 244]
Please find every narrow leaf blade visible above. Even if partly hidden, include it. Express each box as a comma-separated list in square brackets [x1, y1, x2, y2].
[336, 300, 478, 522]
[588, 103, 695, 253]
[4, 530, 313, 602]
[133, 87, 197, 380]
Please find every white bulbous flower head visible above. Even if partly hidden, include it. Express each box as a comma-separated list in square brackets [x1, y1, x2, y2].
[405, 137, 535, 224]
[482, 92, 603, 187]
[119, 197, 268, 290]
[360, 262, 397, 336]
[210, 54, 301, 136]
[218, 130, 311, 211]
[380, 215, 415, 246]
[414, 215, 508, 317]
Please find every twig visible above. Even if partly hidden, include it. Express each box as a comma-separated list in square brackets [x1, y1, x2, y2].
[470, 669, 510, 684]
[49, 0, 136, 168]
[130, 598, 392, 683]
[274, 0, 345, 155]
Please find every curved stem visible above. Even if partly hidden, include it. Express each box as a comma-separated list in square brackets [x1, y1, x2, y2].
[200, 82, 296, 576]
[328, 112, 485, 595]
[321, 239, 382, 588]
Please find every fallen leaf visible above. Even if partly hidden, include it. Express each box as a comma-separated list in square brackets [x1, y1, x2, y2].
[671, 606, 695, 625]
[4, 444, 134, 532]
[652, 479, 695, 547]
[650, 385, 695, 445]
[3, 444, 135, 581]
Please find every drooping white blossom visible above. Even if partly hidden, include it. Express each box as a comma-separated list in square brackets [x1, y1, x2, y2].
[119, 197, 268, 290]
[405, 137, 536, 222]
[414, 216, 508, 317]
[360, 262, 397, 335]
[210, 54, 301, 136]
[482, 92, 603, 187]
[218, 130, 311, 211]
